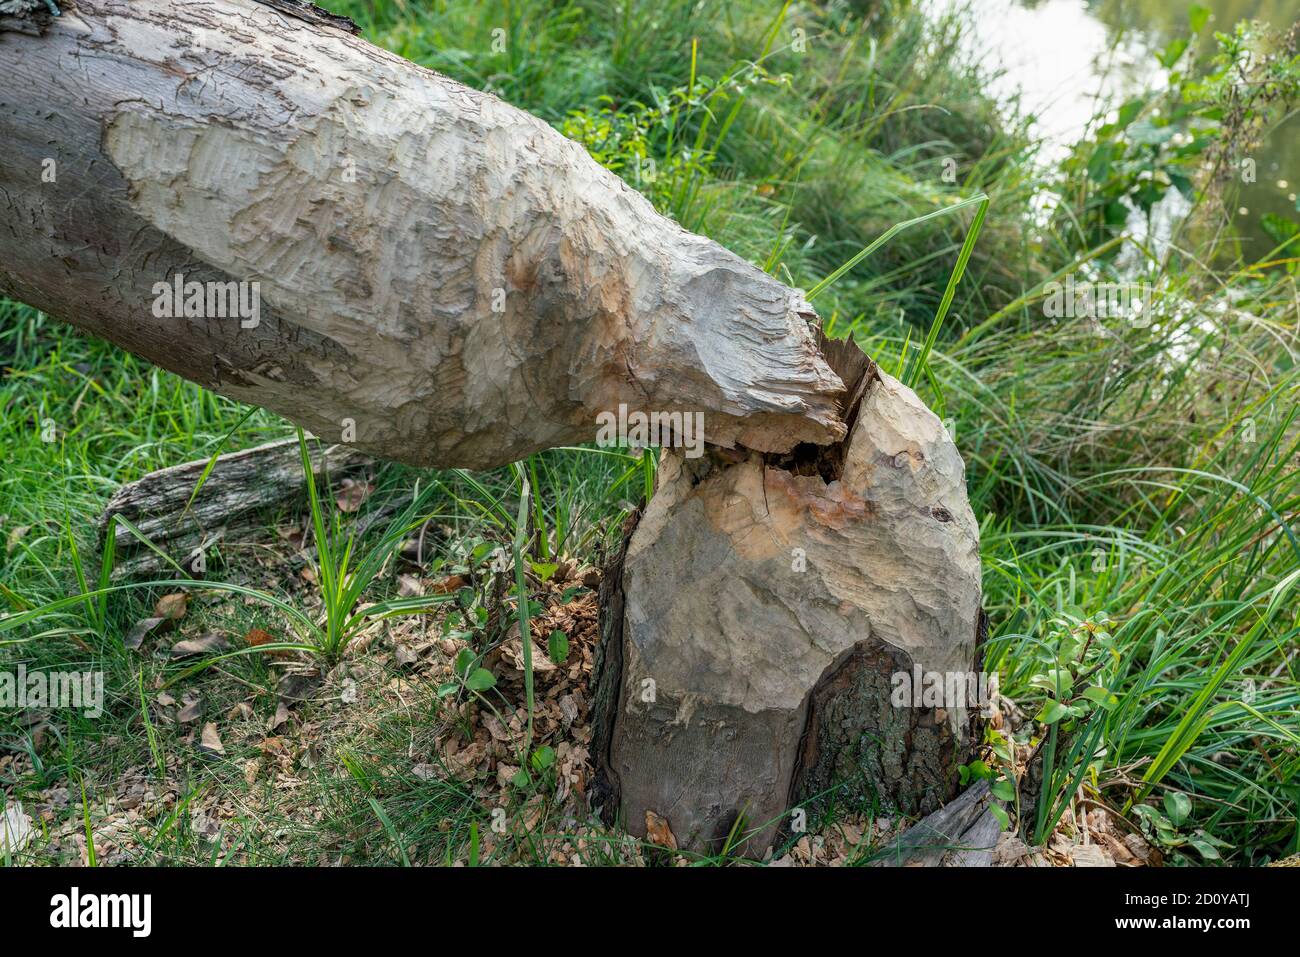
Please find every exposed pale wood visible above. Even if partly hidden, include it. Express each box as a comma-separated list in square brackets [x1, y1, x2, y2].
[98, 438, 368, 577]
[0, 0, 845, 470]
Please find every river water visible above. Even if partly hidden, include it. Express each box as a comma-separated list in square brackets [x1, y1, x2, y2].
[933, 0, 1298, 256]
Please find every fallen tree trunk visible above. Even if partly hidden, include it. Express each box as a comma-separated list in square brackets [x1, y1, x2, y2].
[0, 0, 844, 471]
[1, 0, 985, 862]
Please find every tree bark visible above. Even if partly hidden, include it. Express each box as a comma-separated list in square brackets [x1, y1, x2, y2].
[870, 780, 1000, 867]
[0, 0, 844, 471]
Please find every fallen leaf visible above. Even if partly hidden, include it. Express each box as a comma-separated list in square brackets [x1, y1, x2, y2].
[177, 696, 203, 723]
[267, 701, 290, 731]
[340, 678, 358, 705]
[299, 742, 323, 769]
[244, 627, 276, 647]
[1097, 831, 1138, 865]
[170, 632, 229, 658]
[446, 742, 486, 780]
[501, 637, 556, 675]
[243, 626, 294, 660]
[396, 574, 424, 597]
[226, 701, 255, 722]
[277, 669, 322, 704]
[153, 592, 189, 621]
[334, 477, 374, 513]
[483, 713, 511, 743]
[1123, 832, 1158, 866]
[429, 574, 468, 594]
[198, 723, 225, 756]
[124, 616, 168, 651]
[645, 810, 678, 850]
[276, 523, 305, 550]
[1070, 844, 1115, 867]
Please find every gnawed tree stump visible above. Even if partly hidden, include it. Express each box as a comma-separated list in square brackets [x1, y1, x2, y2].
[592, 347, 984, 857]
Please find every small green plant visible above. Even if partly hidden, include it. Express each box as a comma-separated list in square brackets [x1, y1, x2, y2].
[295, 427, 450, 660]
[1058, 9, 1300, 257]
[561, 39, 792, 229]
[0, 429, 454, 670]
[1130, 790, 1234, 863]
[1021, 612, 1122, 844]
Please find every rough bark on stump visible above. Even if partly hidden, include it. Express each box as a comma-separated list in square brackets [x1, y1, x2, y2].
[592, 350, 983, 857]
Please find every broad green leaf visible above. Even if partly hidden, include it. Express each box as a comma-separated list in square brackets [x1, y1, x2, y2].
[1082, 685, 1119, 709]
[1164, 791, 1192, 826]
[548, 628, 569, 664]
[1036, 698, 1069, 725]
[1158, 38, 1189, 69]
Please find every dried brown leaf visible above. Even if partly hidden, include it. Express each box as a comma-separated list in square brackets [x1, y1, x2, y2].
[153, 592, 189, 621]
[124, 616, 168, 651]
[645, 809, 677, 850]
[170, 632, 229, 659]
[334, 477, 374, 513]
[198, 723, 224, 756]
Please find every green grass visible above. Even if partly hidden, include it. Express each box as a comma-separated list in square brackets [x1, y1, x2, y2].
[1, 0, 1297, 866]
